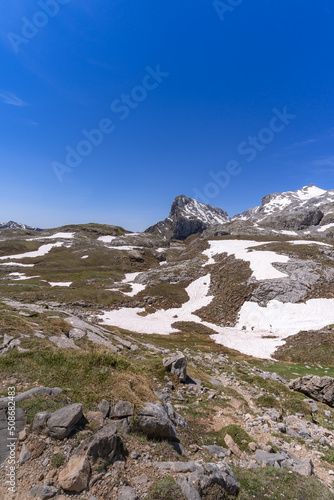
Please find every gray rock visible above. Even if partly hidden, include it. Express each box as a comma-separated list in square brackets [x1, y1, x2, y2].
[109, 400, 133, 418]
[202, 445, 227, 457]
[136, 403, 179, 441]
[289, 375, 334, 407]
[29, 485, 58, 499]
[293, 459, 314, 477]
[163, 353, 187, 382]
[33, 404, 83, 439]
[255, 450, 286, 466]
[277, 423, 286, 433]
[97, 399, 110, 418]
[32, 411, 52, 433]
[118, 485, 138, 500]
[19, 443, 31, 463]
[156, 461, 239, 498]
[303, 398, 319, 412]
[75, 423, 119, 462]
[165, 402, 189, 429]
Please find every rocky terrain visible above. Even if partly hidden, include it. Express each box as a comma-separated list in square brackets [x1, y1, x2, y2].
[0, 185, 334, 498]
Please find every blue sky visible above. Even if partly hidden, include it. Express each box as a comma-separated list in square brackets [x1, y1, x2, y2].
[0, 0, 333, 231]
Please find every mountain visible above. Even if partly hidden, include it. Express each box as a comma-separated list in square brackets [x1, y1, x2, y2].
[233, 184, 334, 230]
[0, 220, 42, 231]
[145, 194, 230, 240]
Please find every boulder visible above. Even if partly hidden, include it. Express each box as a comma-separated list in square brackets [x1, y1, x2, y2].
[289, 375, 334, 407]
[75, 423, 119, 463]
[58, 455, 90, 492]
[118, 485, 138, 500]
[33, 404, 83, 439]
[255, 450, 286, 467]
[109, 401, 133, 433]
[293, 459, 314, 477]
[29, 485, 58, 499]
[136, 402, 178, 441]
[163, 353, 187, 382]
[156, 461, 239, 497]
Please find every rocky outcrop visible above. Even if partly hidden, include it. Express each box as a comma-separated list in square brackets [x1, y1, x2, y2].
[136, 402, 179, 441]
[163, 353, 187, 382]
[155, 461, 239, 498]
[75, 423, 120, 462]
[289, 375, 334, 407]
[32, 403, 83, 439]
[109, 400, 133, 433]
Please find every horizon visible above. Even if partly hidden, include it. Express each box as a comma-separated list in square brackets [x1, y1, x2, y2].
[1, 182, 332, 231]
[1, 1, 334, 231]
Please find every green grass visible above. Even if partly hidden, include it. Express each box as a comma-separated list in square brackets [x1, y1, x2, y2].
[18, 393, 69, 424]
[234, 467, 334, 499]
[0, 347, 157, 409]
[149, 476, 185, 500]
[206, 425, 252, 452]
[51, 453, 65, 468]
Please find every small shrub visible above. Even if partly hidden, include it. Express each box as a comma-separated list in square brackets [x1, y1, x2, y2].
[51, 453, 65, 468]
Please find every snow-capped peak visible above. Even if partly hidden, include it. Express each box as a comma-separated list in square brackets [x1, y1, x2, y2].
[170, 195, 230, 225]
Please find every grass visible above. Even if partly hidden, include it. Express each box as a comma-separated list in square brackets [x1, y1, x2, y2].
[51, 453, 65, 468]
[321, 448, 334, 465]
[0, 347, 158, 409]
[149, 476, 185, 500]
[18, 393, 69, 424]
[273, 328, 334, 368]
[206, 425, 252, 452]
[234, 467, 334, 499]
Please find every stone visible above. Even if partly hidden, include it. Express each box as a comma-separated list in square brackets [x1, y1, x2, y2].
[224, 433, 243, 458]
[255, 450, 286, 466]
[303, 398, 319, 412]
[86, 411, 104, 428]
[32, 412, 51, 433]
[46, 404, 83, 439]
[156, 460, 239, 497]
[29, 485, 58, 499]
[19, 429, 27, 441]
[75, 423, 119, 463]
[163, 353, 187, 382]
[19, 443, 31, 464]
[248, 442, 257, 452]
[136, 402, 178, 441]
[277, 423, 287, 433]
[293, 459, 314, 477]
[97, 399, 110, 418]
[118, 485, 138, 500]
[202, 445, 227, 457]
[109, 401, 133, 418]
[58, 455, 90, 492]
[133, 473, 149, 485]
[165, 402, 189, 429]
[289, 375, 334, 407]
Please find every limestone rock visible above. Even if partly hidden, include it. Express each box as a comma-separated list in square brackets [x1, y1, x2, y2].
[136, 402, 178, 441]
[289, 375, 334, 407]
[58, 455, 90, 492]
[118, 485, 138, 500]
[33, 404, 83, 439]
[224, 433, 242, 458]
[19, 443, 31, 464]
[163, 353, 187, 382]
[29, 485, 58, 499]
[75, 423, 119, 463]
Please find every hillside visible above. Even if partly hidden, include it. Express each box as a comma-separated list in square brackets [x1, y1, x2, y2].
[0, 187, 334, 499]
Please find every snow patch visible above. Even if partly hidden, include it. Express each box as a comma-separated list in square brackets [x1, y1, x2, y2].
[0, 242, 65, 261]
[203, 240, 289, 280]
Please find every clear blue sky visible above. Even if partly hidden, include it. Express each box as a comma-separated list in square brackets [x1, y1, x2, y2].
[0, 1, 333, 231]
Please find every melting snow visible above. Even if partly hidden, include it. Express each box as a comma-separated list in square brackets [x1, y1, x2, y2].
[48, 282, 72, 287]
[203, 240, 289, 280]
[27, 232, 75, 241]
[98, 236, 117, 243]
[317, 223, 334, 232]
[0, 242, 65, 261]
[99, 275, 213, 334]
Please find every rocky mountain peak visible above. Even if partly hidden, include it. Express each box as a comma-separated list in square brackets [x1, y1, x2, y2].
[146, 195, 230, 240]
[0, 221, 41, 231]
